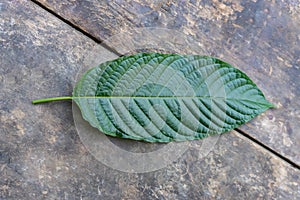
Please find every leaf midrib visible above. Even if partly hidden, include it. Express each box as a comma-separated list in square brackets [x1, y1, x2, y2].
[73, 96, 273, 106]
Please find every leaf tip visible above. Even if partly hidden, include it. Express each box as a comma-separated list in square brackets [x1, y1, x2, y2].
[268, 102, 277, 109]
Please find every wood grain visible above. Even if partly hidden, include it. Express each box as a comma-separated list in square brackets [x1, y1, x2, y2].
[0, 0, 299, 199]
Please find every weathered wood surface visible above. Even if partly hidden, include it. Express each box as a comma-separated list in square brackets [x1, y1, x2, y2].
[36, 0, 300, 165]
[1, 0, 299, 199]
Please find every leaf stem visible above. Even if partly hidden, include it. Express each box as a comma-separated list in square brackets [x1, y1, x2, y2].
[32, 96, 73, 104]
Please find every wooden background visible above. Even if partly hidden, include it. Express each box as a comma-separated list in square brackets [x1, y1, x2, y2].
[1, 0, 299, 199]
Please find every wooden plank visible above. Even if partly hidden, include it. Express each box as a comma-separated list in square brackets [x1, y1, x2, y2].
[0, 0, 299, 199]
[35, 0, 300, 165]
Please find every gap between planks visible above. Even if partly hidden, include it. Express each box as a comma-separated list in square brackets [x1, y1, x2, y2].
[30, 0, 123, 56]
[235, 128, 300, 170]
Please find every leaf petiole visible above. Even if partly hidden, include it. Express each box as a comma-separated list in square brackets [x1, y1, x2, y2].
[32, 96, 73, 104]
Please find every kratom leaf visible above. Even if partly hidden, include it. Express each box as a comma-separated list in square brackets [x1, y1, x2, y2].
[33, 52, 274, 142]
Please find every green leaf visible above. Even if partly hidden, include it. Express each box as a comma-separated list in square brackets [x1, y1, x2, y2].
[33, 52, 274, 142]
